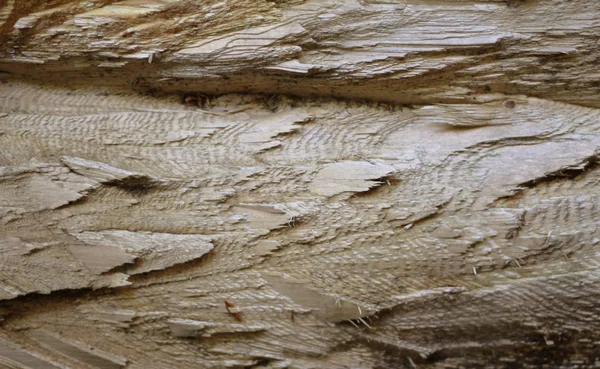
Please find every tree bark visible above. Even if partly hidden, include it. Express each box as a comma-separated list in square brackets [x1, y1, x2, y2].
[0, 0, 599, 368]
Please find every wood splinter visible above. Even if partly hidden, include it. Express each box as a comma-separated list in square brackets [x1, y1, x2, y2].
[224, 300, 244, 322]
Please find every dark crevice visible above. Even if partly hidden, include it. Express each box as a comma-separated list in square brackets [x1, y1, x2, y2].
[121, 247, 218, 285]
[0, 247, 218, 317]
[0, 286, 115, 320]
[99, 257, 139, 276]
[243, 358, 274, 369]
[55, 175, 162, 209]
[519, 155, 598, 188]
[464, 135, 555, 152]
[491, 155, 599, 208]
[104, 175, 158, 196]
[392, 198, 451, 230]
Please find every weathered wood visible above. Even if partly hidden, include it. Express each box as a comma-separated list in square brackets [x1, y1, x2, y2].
[0, 0, 599, 368]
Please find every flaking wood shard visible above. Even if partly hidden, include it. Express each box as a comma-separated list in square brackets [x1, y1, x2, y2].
[0, 0, 599, 368]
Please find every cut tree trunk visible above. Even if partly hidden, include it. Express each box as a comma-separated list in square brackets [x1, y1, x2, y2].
[0, 0, 599, 368]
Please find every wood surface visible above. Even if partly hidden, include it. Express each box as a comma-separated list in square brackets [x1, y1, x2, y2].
[0, 0, 599, 368]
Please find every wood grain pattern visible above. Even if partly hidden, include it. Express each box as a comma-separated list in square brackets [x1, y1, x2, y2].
[0, 0, 599, 368]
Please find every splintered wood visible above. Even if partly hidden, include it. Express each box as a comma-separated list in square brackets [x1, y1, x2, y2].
[0, 0, 599, 368]
[0, 81, 598, 368]
[1, 1, 599, 107]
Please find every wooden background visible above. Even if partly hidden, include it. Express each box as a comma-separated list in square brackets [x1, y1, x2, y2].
[0, 0, 599, 368]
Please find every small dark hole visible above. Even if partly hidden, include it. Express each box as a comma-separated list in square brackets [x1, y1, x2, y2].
[504, 100, 516, 109]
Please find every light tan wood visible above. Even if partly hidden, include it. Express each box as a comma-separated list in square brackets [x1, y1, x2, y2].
[0, 0, 599, 368]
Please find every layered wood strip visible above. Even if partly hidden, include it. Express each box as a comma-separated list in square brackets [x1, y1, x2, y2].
[0, 0, 599, 107]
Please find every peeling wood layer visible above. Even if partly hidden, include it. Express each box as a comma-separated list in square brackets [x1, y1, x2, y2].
[0, 0, 599, 107]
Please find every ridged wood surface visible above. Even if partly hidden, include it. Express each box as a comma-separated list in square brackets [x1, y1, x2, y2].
[0, 0, 599, 368]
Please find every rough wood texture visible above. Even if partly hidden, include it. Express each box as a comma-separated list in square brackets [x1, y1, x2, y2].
[1, 0, 599, 368]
